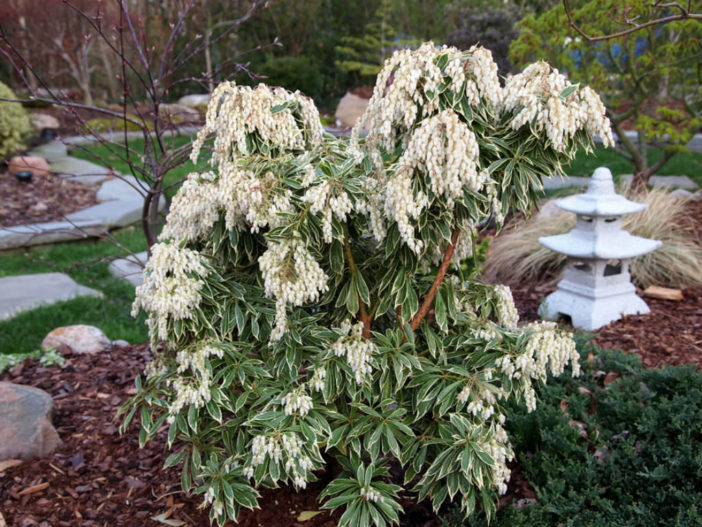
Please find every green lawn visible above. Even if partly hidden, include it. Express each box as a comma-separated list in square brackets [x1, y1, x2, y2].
[71, 135, 210, 199]
[566, 146, 702, 187]
[0, 227, 149, 356]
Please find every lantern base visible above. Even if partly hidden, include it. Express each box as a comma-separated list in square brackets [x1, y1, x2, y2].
[540, 280, 651, 331]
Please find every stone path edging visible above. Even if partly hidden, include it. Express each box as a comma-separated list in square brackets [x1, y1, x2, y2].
[0, 273, 102, 321]
[0, 141, 169, 250]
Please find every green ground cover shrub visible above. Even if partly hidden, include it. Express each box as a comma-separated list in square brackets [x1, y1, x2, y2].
[0, 227, 148, 356]
[442, 341, 702, 527]
[0, 81, 33, 160]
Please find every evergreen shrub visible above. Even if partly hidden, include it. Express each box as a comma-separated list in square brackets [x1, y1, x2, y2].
[0, 81, 33, 160]
[121, 43, 613, 526]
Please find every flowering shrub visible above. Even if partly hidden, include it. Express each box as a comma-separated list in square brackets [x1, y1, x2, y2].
[121, 43, 612, 526]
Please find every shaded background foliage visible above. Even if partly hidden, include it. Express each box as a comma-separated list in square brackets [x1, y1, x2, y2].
[0, 0, 559, 110]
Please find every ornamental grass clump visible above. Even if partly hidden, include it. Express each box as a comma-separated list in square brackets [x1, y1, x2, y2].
[121, 43, 612, 526]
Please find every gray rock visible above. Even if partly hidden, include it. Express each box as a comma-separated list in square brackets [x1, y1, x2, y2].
[109, 251, 147, 286]
[111, 339, 130, 348]
[0, 273, 102, 321]
[178, 94, 210, 107]
[0, 219, 108, 249]
[620, 174, 699, 190]
[65, 198, 143, 227]
[0, 382, 61, 461]
[27, 140, 68, 162]
[41, 325, 111, 354]
[50, 157, 112, 186]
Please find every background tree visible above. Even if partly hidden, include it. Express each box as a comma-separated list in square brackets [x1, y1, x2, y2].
[510, 0, 702, 187]
[0, 0, 266, 248]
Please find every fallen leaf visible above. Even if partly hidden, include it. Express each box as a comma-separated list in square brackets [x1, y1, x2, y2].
[297, 511, 324, 521]
[151, 512, 186, 526]
[0, 511, 6, 527]
[0, 459, 23, 472]
[19, 482, 49, 496]
[603, 371, 620, 387]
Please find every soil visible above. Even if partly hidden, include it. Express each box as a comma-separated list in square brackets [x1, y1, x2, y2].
[0, 170, 98, 228]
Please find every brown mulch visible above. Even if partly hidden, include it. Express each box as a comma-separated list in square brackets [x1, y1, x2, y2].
[0, 342, 540, 527]
[0, 170, 98, 228]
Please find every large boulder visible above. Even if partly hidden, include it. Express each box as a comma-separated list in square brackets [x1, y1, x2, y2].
[0, 382, 61, 461]
[160, 103, 201, 124]
[30, 113, 60, 131]
[8, 155, 51, 178]
[334, 92, 369, 129]
[177, 94, 210, 108]
[41, 325, 111, 354]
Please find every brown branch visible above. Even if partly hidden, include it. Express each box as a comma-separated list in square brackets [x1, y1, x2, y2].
[563, 0, 702, 42]
[410, 229, 460, 331]
[343, 233, 371, 339]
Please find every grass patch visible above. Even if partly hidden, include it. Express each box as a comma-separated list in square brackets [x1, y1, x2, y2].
[71, 135, 210, 199]
[566, 146, 702, 187]
[442, 341, 702, 527]
[0, 227, 149, 355]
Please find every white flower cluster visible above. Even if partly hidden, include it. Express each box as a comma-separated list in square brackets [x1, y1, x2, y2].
[501, 61, 614, 152]
[303, 180, 355, 242]
[355, 43, 501, 155]
[360, 486, 384, 503]
[496, 321, 580, 411]
[191, 81, 324, 167]
[203, 486, 224, 518]
[159, 171, 220, 242]
[332, 320, 374, 384]
[259, 238, 329, 341]
[132, 242, 209, 341]
[483, 422, 513, 495]
[310, 367, 326, 392]
[165, 343, 224, 419]
[457, 378, 502, 420]
[493, 285, 519, 329]
[245, 433, 313, 488]
[282, 386, 314, 416]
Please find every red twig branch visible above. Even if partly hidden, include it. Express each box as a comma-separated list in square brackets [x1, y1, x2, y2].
[409, 229, 460, 331]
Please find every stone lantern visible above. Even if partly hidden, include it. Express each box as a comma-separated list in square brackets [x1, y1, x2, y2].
[538, 167, 661, 330]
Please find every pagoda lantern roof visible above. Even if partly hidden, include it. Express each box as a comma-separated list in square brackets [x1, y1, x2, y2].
[540, 229, 662, 259]
[556, 167, 647, 216]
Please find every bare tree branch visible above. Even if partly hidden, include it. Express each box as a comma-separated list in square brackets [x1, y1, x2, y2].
[563, 0, 701, 42]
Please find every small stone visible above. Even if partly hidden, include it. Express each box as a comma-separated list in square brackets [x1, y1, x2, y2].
[0, 382, 61, 461]
[334, 92, 369, 129]
[111, 339, 130, 348]
[30, 113, 60, 131]
[8, 156, 51, 178]
[41, 325, 111, 354]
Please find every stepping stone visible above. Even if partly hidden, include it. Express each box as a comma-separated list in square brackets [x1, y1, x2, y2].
[541, 175, 590, 190]
[0, 273, 102, 321]
[27, 140, 68, 163]
[109, 251, 147, 286]
[50, 157, 112, 186]
[65, 198, 143, 227]
[620, 174, 699, 190]
[96, 175, 144, 201]
[0, 219, 108, 249]
[0, 382, 61, 461]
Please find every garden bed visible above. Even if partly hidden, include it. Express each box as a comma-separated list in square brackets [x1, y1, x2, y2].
[0, 170, 98, 228]
[2, 281, 700, 527]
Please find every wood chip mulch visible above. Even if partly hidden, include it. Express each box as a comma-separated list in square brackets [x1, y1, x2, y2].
[0, 171, 98, 228]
